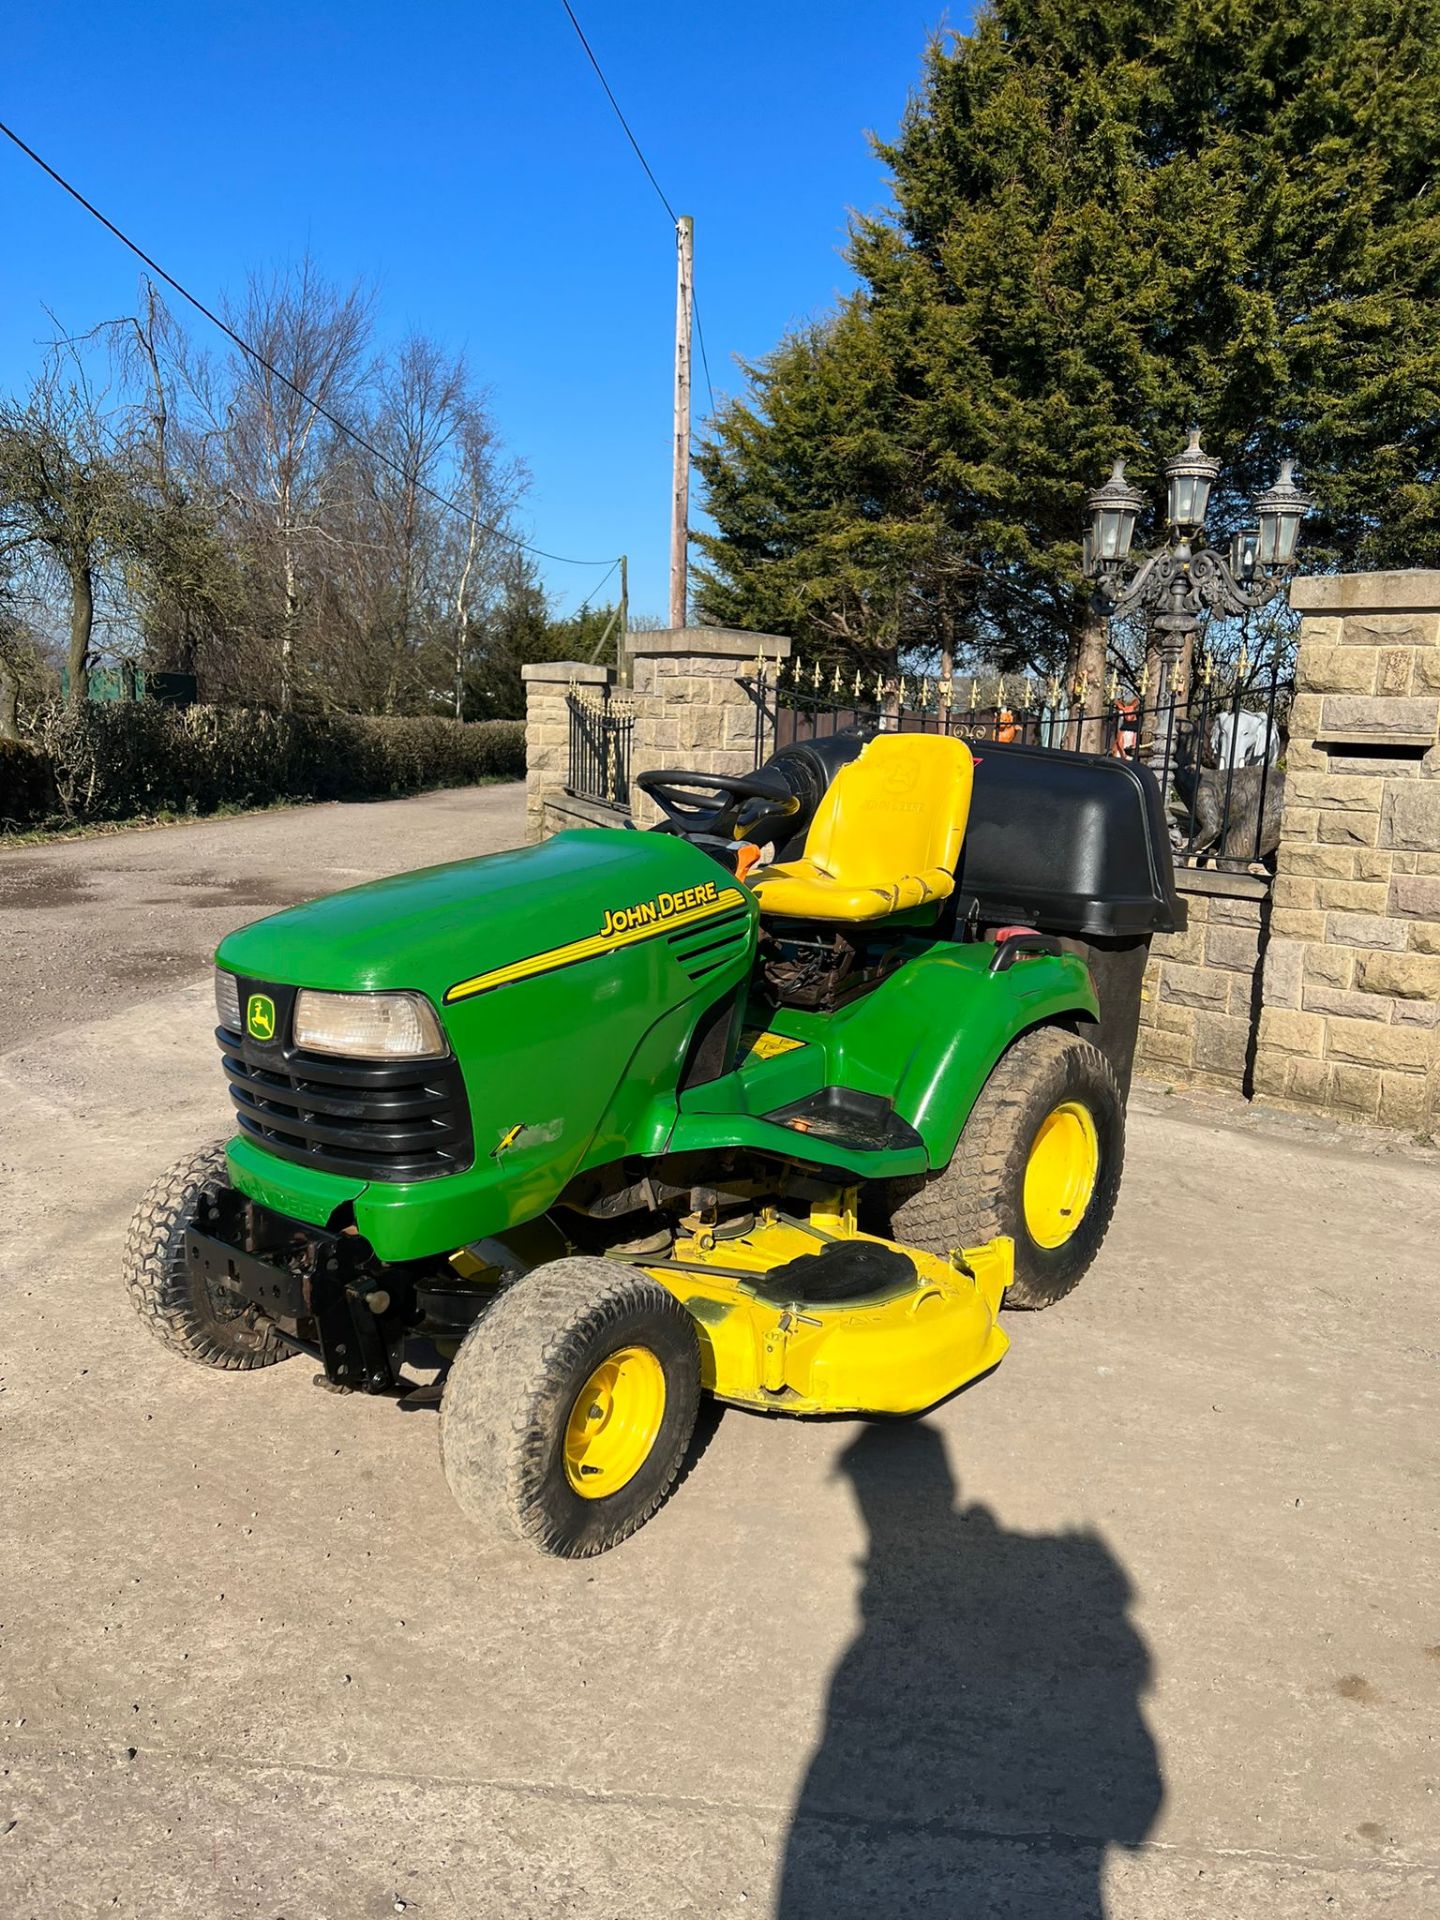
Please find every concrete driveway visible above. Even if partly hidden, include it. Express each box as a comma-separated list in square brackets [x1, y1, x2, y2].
[2, 785, 1437, 1918]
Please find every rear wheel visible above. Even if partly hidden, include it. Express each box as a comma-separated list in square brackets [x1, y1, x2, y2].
[888, 1027, 1123, 1309]
[439, 1257, 701, 1557]
[123, 1141, 294, 1368]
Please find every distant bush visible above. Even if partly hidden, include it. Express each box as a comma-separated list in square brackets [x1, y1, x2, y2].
[0, 704, 525, 831]
[0, 737, 57, 828]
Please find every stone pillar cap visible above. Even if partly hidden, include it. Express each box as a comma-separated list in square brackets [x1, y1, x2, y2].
[1289, 570, 1440, 614]
[623, 627, 792, 660]
[520, 660, 612, 684]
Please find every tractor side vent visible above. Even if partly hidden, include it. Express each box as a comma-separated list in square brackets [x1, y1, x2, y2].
[668, 907, 752, 984]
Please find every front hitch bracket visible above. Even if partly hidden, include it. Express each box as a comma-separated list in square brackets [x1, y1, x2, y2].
[184, 1197, 397, 1393]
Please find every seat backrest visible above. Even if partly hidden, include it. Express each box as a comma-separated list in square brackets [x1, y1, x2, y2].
[802, 733, 974, 884]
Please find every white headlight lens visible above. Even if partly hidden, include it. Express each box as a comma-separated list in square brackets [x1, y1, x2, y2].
[293, 990, 446, 1060]
[215, 969, 242, 1032]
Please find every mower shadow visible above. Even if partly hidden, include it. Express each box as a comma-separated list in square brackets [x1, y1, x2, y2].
[777, 1423, 1163, 1919]
[673, 1391, 727, 1494]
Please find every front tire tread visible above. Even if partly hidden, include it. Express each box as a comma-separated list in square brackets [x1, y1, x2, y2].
[123, 1141, 292, 1369]
[440, 1257, 700, 1558]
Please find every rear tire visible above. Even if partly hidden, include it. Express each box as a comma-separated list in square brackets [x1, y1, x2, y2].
[439, 1257, 701, 1558]
[888, 1027, 1124, 1310]
[123, 1141, 295, 1368]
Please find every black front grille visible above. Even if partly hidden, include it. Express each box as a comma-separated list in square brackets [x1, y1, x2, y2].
[217, 1020, 473, 1183]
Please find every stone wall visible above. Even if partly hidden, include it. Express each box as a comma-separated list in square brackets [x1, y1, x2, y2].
[1136, 871, 1269, 1093]
[624, 628, 790, 826]
[523, 630, 791, 835]
[520, 659, 610, 844]
[1252, 572, 1440, 1134]
[520, 586, 1440, 1134]
[539, 788, 629, 837]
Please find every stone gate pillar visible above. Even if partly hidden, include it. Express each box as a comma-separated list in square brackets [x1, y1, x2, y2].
[625, 628, 791, 825]
[520, 660, 611, 844]
[1253, 572, 1440, 1132]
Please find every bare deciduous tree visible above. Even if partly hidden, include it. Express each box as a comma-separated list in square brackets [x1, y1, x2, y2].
[371, 334, 466, 709]
[443, 413, 527, 719]
[2, 267, 543, 718]
[221, 258, 372, 707]
[0, 348, 136, 705]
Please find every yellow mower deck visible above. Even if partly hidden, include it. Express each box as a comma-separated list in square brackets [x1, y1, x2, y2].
[633, 1197, 1011, 1417]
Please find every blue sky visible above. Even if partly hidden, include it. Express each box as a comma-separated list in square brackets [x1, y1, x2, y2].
[1, 2, 956, 619]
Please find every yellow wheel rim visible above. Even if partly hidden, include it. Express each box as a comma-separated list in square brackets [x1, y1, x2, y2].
[1023, 1101, 1100, 1249]
[563, 1346, 667, 1499]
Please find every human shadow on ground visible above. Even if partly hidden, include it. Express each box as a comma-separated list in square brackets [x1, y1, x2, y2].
[777, 1423, 1162, 1919]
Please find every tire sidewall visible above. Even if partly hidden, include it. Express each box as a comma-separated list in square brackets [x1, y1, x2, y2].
[127, 1143, 289, 1366]
[441, 1261, 702, 1558]
[526, 1295, 700, 1557]
[1003, 1042, 1123, 1301]
[167, 1157, 281, 1359]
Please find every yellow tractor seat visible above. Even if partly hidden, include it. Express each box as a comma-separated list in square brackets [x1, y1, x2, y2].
[751, 733, 974, 922]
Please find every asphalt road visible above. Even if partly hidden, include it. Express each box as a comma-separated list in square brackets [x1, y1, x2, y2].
[2, 786, 1438, 1918]
[0, 783, 528, 1051]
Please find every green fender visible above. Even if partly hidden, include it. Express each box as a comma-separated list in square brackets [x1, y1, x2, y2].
[672, 944, 1100, 1177]
[890, 952, 1090, 1159]
[867, 947, 1100, 1167]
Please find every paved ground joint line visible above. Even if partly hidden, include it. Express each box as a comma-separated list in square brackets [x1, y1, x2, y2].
[5, 1734, 1437, 1880]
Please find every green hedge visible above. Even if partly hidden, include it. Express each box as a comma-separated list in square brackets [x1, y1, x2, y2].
[0, 704, 526, 831]
[0, 738, 57, 828]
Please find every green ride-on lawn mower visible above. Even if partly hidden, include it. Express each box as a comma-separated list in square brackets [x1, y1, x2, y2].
[124, 729, 1182, 1556]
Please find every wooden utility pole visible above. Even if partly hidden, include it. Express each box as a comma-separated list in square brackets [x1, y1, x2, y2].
[618, 552, 629, 681]
[669, 214, 694, 632]
[588, 552, 633, 679]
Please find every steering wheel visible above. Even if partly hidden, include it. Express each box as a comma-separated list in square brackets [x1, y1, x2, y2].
[634, 768, 800, 844]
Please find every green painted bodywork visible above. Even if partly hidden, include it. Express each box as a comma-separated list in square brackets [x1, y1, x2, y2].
[674, 943, 1098, 1175]
[214, 825, 1099, 1262]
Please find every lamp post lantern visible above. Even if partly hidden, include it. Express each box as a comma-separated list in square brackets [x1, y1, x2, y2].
[1163, 426, 1220, 533]
[1082, 431, 1312, 761]
[1254, 459, 1311, 568]
[1085, 459, 1146, 569]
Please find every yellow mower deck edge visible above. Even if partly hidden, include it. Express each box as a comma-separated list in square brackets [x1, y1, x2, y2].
[639, 1213, 1013, 1417]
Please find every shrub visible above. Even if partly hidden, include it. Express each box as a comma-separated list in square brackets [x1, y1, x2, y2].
[2, 704, 526, 831]
[0, 737, 57, 828]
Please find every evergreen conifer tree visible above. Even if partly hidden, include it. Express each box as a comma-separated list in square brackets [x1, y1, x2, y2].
[695, 0, 1440, 672]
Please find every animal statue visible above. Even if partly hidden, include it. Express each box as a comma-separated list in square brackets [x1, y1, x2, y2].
[1190, 763, 1285, 864]
[1211, 708, 1278, 768]
[1173, 723, 1285, 866]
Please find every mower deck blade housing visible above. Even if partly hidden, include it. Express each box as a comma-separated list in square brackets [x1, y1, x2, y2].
[642, 1216, 1012, 1416]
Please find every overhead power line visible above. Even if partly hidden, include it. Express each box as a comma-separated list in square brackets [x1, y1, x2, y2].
[0, 116, 616, 571]
[692, 299, 717, 418]
[559, 1, 677, 225]
[557, 1, 718, 416]
[575, 555, 620, 616]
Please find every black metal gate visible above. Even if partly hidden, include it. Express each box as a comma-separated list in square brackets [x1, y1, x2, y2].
[742, 655, 1292, 871]
[566, 685, 633, 809]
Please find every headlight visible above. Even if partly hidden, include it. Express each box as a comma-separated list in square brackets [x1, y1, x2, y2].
[292, 989, 447, 1060]
[215, 969, 242, 1033]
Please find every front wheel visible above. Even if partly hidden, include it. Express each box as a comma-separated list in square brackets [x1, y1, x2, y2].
[439, 1257, 701, 1557]
[123, 1141, 296, 1368]
[887, 1027, 1124, 1310]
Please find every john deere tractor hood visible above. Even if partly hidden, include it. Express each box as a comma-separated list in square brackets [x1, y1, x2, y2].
[217, 828, 747, 999]
[215, 829, 759, 1257]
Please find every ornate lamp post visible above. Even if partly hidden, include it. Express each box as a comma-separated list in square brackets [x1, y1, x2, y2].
[1082, 431, 1312, 753]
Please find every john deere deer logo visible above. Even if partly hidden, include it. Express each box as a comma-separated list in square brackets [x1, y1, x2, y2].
[246, 993, 277, 1042]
